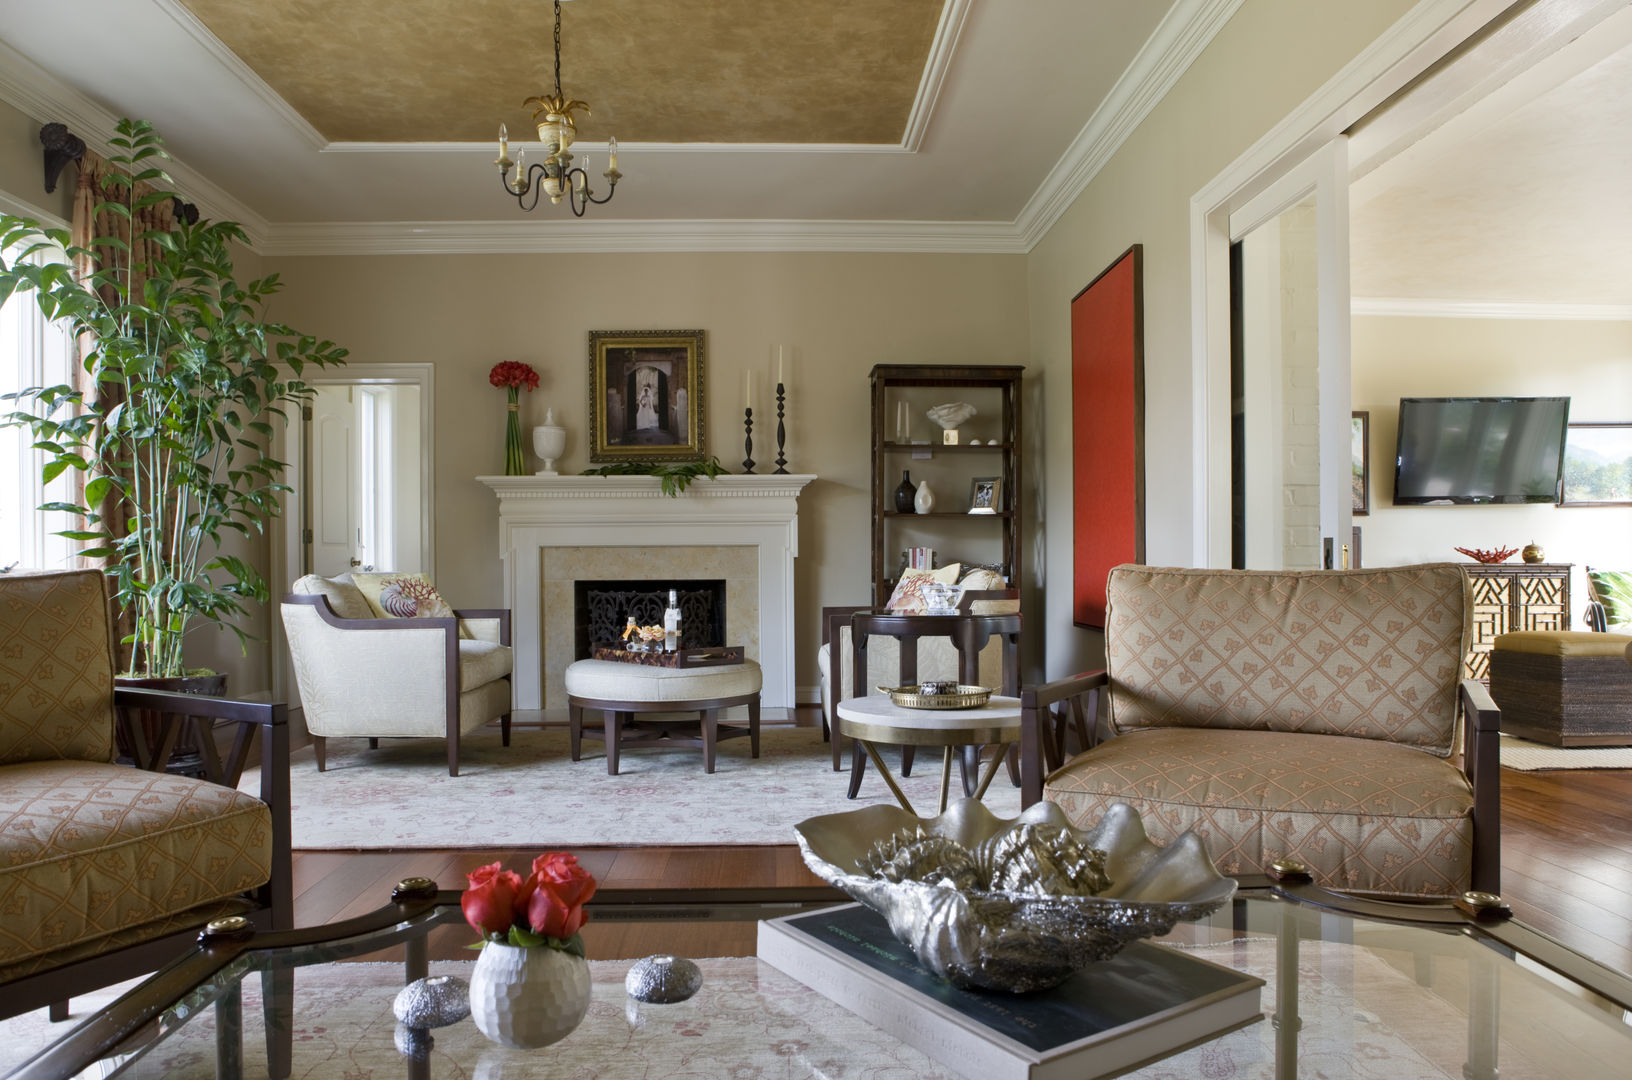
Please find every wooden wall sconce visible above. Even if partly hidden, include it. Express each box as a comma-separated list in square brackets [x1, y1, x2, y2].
[41, 122, 85, 194]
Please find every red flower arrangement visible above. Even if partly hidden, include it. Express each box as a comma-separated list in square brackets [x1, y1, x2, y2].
[462, 852, 597, 952]
[489, 361, 540, 391]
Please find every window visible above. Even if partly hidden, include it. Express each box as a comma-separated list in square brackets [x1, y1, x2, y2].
[0, 242, 77, 570]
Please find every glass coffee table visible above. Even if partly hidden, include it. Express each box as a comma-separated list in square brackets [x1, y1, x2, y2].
[9, 877, 1632, 1080]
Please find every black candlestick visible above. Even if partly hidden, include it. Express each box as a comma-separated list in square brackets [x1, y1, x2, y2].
[742, 407, 756, 474]
[773, 382, 788, 474]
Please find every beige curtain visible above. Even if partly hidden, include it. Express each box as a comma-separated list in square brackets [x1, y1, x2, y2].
[69, 151, 177, 668]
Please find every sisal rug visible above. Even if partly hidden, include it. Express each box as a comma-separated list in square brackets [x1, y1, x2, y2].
[1, 936, 1597, 1079]
[240, 725, 1023, 849]
[1499, 734, 1632, 771]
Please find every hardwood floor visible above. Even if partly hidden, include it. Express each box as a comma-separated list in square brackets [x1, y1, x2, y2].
[286, 711, 1632, 975]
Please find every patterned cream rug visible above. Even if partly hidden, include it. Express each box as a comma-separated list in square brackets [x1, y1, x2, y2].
[2, 936, 1602, 1079]
[240, 725, 1023, 849]
[1499, 735, 1632, 771]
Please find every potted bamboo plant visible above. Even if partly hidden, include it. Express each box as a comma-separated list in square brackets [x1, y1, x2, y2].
[0, 118, 346, 687]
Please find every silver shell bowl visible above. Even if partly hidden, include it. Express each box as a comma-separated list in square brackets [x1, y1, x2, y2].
[794, 799, 1236, 993]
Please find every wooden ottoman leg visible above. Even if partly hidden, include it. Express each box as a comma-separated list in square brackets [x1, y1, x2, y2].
[749, 695, 761, 758]
[368, 737, 379, 749]
[701, 709, 719, 773]
[569, 703, 582, 761]
[605, 710, 623, 775]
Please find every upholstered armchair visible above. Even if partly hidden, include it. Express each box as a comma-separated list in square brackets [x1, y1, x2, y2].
[0, 569, 291, 1021]
[1021, 564, 1500, 900]
[281, 574, 513, 776]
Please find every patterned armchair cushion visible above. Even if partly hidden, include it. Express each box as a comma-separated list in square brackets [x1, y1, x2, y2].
[1585, 567, 1632, 630]
[1045, 728, 1474, 898]
[1104, 564, 1470, 756]
[0, 569, 116, 766]
[0, 760, 273, 967]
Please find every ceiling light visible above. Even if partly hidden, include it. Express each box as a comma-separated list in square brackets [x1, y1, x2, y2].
[493, 0, 621, 216]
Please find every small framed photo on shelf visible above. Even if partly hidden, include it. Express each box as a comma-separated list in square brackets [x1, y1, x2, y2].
[968, 476, 1002, 514]
[588, 329, 706, 462]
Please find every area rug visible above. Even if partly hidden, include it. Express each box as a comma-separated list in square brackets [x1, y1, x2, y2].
[1, 937, 1591, 1079]
[1499, 734, 1632, 771]
[240, 725, 1023, 849]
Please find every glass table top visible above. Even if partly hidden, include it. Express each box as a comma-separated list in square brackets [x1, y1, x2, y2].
[10, 883, 1632, 1080]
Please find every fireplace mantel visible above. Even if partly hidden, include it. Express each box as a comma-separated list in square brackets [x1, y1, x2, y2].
[478, 474, 816, 709]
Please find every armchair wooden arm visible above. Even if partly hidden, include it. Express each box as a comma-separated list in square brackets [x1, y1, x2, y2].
[1459, 677, 1501, 895]
[1019, 670, 1107, 807]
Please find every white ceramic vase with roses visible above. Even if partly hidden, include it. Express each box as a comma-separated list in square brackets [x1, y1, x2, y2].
[462, 852, 598, 1048]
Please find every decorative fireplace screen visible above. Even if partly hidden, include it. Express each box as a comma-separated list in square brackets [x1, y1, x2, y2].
[573, 579, 727, 657]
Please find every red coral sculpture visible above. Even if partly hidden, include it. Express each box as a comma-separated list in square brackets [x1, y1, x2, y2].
[1453, 545, 1519, 565]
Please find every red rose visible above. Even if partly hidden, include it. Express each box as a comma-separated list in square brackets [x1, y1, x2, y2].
[531, 851, 597, 908]
[526, 880, 588, 940]
[461, 862, 522, 936]
[489, 361, 540, 391]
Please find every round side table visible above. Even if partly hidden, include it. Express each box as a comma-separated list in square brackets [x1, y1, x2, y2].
[836, 694, 1021, 816]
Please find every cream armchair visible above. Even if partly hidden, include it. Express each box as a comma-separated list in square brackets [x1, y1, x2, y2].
[1023, 564, 1500, 900]
[281, 574, 513, 776]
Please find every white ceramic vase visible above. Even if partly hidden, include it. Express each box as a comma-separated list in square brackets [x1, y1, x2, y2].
[469, 943, 592, 1049]
[533, 408, 566, 477]
[914, 479, 936, 514]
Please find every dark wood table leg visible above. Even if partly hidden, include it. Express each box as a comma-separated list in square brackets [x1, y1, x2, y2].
[605, 710, 623, 775]
[215, 980, 243, 1080]
[960, 745, 980, 796]
[262, 966, 292, 1080]
[701, 709, 718, 773]
[749, 696, 761, 757]
[901, 745, 916, 776]
[847, 740, 868, 798]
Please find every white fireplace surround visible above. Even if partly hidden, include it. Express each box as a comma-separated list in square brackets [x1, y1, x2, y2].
[478, 474, 816, 710]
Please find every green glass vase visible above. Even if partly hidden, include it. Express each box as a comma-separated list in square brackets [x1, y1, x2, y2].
[504, 386, 525, 475]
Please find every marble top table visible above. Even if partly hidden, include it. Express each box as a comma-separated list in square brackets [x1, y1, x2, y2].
[836, 694, 1021, 816]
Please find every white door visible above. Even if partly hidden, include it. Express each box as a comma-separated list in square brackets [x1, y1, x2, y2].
[309, 386, 360, 576]
[1227, 139, 1353, 569]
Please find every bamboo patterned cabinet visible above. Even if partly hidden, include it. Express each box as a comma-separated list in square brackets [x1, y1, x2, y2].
[1463, 562, 1571, 680]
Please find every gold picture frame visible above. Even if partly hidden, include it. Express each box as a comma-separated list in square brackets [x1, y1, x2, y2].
[588, 329, 706, 462]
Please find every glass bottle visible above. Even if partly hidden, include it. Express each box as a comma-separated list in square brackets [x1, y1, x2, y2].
[663, 588, 681, 652]
[893, 470, 916, 512]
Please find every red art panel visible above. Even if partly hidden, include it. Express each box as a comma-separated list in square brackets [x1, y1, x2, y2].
[1072, 246, 1144, 629]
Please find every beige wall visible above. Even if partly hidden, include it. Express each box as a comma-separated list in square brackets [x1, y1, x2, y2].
[1354, 314, 1632, 622]
[1024, 0, 1418, 678]
[261, 251, 1029, 696]
[0, 97, 74, 224]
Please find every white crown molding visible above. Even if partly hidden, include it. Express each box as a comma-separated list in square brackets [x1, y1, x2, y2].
[1015, 0, 1247, 252]
[320, 140, 916, 156]
[0, 38, 271, 249]
[901, 0, 973, 152]
[151, 0, 327, 151]
[258, 218, 1028, 257]
[1353, 297, 1632, 321]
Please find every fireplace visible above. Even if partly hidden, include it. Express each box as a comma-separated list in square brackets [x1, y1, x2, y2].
[574, 579, 727, 657]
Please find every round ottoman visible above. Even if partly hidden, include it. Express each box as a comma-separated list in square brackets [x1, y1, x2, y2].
[564, 659, 762, 774]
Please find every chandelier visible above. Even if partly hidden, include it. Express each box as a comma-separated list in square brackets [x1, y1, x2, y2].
[494, 0, 621, 216]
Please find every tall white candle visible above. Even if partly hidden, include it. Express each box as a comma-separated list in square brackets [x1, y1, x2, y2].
[744, 370, 755, 412]
[775, 345, 786, 387]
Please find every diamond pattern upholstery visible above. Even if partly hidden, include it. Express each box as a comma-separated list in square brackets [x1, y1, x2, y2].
[1046, 564, 1482, 898]
[0, 570, 116, 766]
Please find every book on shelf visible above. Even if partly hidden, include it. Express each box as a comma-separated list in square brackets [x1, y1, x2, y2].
[757, 903, 1263, 1080]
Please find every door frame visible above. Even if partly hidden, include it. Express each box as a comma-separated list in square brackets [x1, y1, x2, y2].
[270, 362, 436, 703]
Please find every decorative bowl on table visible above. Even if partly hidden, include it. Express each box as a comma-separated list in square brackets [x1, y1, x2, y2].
[794, 800, 1236, 993]
[878, 684, 994, 709]
[1453, 545, 1520, 564]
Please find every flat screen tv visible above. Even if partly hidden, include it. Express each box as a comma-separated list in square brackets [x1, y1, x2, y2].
[1392, 397, 1570, 505]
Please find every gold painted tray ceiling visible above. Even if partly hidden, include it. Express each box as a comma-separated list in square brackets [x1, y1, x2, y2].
[179, 0, 945, 144]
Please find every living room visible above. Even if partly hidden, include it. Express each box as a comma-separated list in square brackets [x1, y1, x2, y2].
[3, 1, 1631, 1076]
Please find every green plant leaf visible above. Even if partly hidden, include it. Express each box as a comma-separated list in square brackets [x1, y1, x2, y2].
[507, 926, 549, 949]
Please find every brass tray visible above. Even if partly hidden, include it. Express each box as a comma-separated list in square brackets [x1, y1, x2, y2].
[878, 684, 994, 710]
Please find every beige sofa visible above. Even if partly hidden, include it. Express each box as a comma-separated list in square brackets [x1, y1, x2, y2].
[281, 574, 513, 776]
[1031, 564, 1500, 899]
[0, 569, 289, 1020]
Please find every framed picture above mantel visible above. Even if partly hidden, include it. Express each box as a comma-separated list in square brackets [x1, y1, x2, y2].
[588, 329, 706, 462]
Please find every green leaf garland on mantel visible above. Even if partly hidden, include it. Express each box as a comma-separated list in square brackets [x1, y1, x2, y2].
[581, 457, 727, 496]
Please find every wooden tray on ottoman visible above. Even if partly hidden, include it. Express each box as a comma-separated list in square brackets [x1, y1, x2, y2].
[590, 643, 745, 668]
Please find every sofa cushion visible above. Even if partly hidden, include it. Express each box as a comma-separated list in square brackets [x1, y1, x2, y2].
[291, 573, 376, 621]
[1104, 563, 1469, 756]
[0, 761, 273, 967]
[565, 659, 762, 702]
[1045, 728, 1473, 898]
[460, 639, 514, 690]
[0, 569, 116, 766]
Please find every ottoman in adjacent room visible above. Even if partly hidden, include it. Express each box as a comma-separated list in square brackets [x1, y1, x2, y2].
[565, 659, 762, 774]
[1489, 631, 1632, 747]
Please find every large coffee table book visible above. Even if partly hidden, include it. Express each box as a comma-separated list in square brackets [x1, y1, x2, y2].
[756, 902, 1263, 1080]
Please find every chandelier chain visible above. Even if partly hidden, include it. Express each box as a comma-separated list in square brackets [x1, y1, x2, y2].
[554, 1, 563, 100]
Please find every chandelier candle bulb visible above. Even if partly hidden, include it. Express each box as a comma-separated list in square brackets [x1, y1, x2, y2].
[498, 123, 509, 163]
[608, 137, 618, 172]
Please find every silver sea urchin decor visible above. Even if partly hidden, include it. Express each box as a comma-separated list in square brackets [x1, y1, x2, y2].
[794, 800, 1235, 993]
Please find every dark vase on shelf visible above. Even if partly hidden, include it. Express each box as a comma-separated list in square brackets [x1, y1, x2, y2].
[893, 470, 917, 512]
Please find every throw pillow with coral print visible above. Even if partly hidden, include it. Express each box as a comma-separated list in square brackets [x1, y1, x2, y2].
[350, 572, 469, 637]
